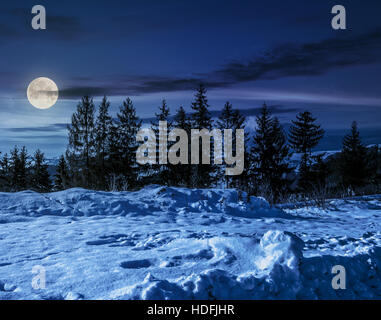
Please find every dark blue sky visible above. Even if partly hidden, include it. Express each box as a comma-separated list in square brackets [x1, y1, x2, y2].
[1, 0, 381, 156]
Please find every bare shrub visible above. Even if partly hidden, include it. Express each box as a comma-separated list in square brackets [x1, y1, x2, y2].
[107, 173, 130, 192]
[309, 183, 330, 209]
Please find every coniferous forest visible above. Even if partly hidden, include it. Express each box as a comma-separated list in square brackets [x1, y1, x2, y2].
[0, 85, 380, 204]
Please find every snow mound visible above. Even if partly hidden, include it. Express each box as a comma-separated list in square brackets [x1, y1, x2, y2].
[109, 230, 381, 300]
[254, 230, 304, 274]
[0, 185, 285, 218]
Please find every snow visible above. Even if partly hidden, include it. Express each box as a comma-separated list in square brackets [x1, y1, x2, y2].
[0, 186, 380, 300]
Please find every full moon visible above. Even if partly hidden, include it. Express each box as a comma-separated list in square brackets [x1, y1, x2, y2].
[27, 77, 59, 109]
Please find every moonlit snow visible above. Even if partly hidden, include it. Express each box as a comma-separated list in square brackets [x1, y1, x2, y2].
[0, 185, 380, 300]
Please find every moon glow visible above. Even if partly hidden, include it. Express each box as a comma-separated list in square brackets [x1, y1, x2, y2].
[27, 77, 59, 109]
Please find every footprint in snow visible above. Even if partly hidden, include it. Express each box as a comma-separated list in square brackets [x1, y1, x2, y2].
[162, 248, 215, 268]
[120, 259, 153, 269]
[0, 281, 18, 292]
[0, 262, 12, 267]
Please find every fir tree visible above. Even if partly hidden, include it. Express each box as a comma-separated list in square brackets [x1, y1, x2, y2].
[54, 155, 70, 191]
[117, 97, 142, 189]
[369, 145, 380, 189]
[250, 104, 273, 187]
[172, 106, 192, 186]
[66, 95, 96, 188]
[150, 100, 173, 185]
[270, 117, 293, 200]
[217, 102, 235, 130]
[0, 153, 7, 188]
[340, 121, 369, 191]
[19, 146, 29, 190]
[289, 111, 324, 192]
[310, 153, 330, 191]
[191, 85, 212, 129]
[151, 99, 171, 129]
[174, 106, 191, 132]
[9, 146, 29, 191]
[190, 85, 215, 188]
[9, 146, 19, 191]
[95, 96, 112, 189]
[107, 121, 122, 177]
[217, 101, 247, 189]
[30, 149, 51, 192]
[250, 104, 292, 203]
[0, 153, 10, 191]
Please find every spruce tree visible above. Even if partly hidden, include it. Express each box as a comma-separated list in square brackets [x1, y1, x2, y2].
[217, 102, 235, 130]
[150, 100, 173, 185]
[151, 99, 171, 129]
[191, 85, 212, 129]
[340, 121, 369, 191]
[66, 95, 96, 188]
[95, 96, 112, 189]
[217, 101, 247, 189]
[289, 111, 324, 192]
[30, 149, 51, 192]
[270, 117, 293, 200]
[107, 121, 122, 178]
[250, 104, 291, 203]
[9, 146, 19, 191]
[19, 146, 29, 190]
[174, 106, 191, 133]
[0, 153, 10, 191]
[54, 155, 70, 191]
[9, 146, 29, 191]
[117, 97, 142, 189]
[369, 145, 380, 189]
[172, 106, 192, 187]
[190, 85, 215, 188]
[250, 103, 273, 188]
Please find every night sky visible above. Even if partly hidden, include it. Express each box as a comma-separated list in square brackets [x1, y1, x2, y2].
[1, 0, 381, 156]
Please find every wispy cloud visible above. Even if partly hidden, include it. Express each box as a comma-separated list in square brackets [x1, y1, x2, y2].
[4, 123, 68, 133]
[210, 88, 381, 107]
[55, 29, 381, 98]
[212, 29, 381, 82]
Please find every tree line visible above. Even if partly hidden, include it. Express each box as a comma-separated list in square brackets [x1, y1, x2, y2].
[0, 85, 380, 203]
[0, 147, 51, 192]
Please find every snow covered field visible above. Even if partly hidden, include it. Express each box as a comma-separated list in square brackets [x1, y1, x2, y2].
[0, 185, 380, 300]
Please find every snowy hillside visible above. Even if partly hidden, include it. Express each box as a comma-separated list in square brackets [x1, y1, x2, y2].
[0, 186, 380, 300]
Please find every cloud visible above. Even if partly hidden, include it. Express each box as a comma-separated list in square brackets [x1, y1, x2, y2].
[213, 29, 381, 82]
[125, 78, 230, 95]
[16, 134, 67, 140]
[57, 29, 381, 98]
[59, 76, 229, 99]
[166, 29, 381, 89]
[59, 87, 107, 99]
[4, 123, 68, 133]
[211, 88, 381, 107]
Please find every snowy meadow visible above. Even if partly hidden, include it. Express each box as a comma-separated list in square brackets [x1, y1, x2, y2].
[0, 185, 380, 300]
